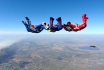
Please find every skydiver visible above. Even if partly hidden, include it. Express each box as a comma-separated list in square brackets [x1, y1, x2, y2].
[90, 45, 96, 48]
[22, 17, 46, 33]
[63, 14, 88, 32]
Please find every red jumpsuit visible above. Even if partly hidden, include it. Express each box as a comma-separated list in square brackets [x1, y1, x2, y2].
[64, 14, 88, 32]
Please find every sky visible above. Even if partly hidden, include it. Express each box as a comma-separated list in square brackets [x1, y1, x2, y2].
[0, 0, 104, 35]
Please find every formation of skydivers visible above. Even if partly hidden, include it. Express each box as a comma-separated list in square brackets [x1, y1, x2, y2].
[22, 14, 88, 33]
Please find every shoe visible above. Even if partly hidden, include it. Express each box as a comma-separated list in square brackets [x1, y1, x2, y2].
[50, 17, 54, 20]
[25, 17, 29, 20]
[22, 21, 26, 24]
[22, 21, 24, 23]
[56, 17, 61, 21]
[86, 17, 88, 19]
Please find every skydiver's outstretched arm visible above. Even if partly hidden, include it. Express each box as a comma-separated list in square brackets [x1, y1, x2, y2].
[41, 23, 50, 30]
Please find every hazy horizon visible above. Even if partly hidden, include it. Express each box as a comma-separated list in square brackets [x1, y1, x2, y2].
[0, 34, 104, 50]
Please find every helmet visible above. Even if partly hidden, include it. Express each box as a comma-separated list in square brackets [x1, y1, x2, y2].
[42, 22, 46, 25]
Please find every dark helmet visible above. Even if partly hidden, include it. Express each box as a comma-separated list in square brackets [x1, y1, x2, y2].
[67, 22, 71, 25]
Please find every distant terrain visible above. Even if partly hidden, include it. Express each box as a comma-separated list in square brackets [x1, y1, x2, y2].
[0, 34, 104, 70]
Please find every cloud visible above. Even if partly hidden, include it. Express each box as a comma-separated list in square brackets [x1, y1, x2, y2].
[0, 30, 30, 35]
[0, 38, 21, 49]
[0, 29, 32, 50]
[0, 34, 30, 50]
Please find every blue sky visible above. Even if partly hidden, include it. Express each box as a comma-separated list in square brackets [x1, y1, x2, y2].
[0, 0, 104, 34]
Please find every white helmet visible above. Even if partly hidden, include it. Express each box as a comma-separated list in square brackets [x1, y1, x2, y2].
[42, 22, 46, 25]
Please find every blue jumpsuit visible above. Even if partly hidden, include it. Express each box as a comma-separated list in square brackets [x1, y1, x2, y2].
[22, 18, 43, 33]
[49, 17, 63, 31]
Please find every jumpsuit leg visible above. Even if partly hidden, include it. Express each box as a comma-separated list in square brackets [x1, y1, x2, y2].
[25, 17, 32, 28]
[78, 15, 88, 30]
[56, 17, 63, 30]
[22, 21, 31, 32]
[78, 23, 86, 29]
[82, 14, 88, 24]
[49, 17, 54, 29]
